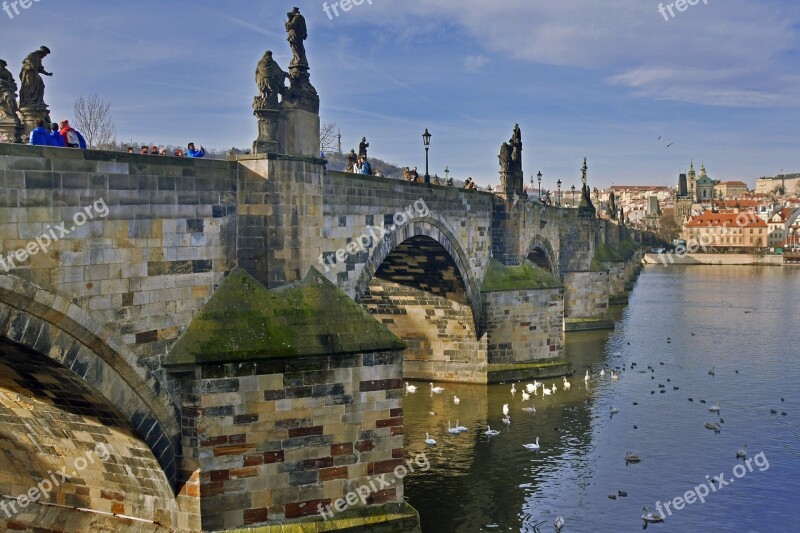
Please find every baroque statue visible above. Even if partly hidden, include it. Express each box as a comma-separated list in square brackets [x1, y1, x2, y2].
[0, 59, 20, 121]
[19, 46, 51, 108]
[358, 137, 369, 159]
[285, 7, 308, 68]
[255, 50, 287, 109]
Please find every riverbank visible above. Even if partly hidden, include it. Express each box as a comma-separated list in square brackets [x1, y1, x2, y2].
[642, 252, 783, 266]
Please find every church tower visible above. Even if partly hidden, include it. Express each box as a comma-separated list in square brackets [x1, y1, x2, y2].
[687, 160, 696, 200]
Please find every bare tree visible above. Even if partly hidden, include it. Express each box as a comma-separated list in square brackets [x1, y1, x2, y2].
[320, 122, 338, 154]
[73, 95, 116, 149]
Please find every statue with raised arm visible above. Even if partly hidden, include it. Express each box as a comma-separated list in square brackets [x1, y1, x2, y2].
[19, 46, 51, 107]
[285, 7, 308, 68]
[0, 59, 20, 121]
[255, 50, 287, 109]
[358, 137, 369, 159]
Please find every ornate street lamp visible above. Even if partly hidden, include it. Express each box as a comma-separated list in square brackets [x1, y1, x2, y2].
[445, 165, 449, 182]
[557, 179, 562, 207]
[571, 184, 576, 207]
[422, 128, 432, 184]
[537, 171, 542, 201]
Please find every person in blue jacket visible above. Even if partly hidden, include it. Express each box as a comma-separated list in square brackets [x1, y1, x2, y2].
[186, 142, 205, 158]
[49, 123, 65, 147]
[29, 120, 50, 145]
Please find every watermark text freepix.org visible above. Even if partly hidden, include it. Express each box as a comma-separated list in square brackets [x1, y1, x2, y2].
[0, 442, 113, 519]
[318, 198, 429, 273]
[0, 198, 109, 273]
[2, 0, 46, 20]
[658, 0, 709, 21]
[322, 0, 374, 21]
[653, 451, 769, 519]
[317, 452, 430, 519]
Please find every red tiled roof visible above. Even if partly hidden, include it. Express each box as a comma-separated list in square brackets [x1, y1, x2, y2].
[685, 212, 767, 228]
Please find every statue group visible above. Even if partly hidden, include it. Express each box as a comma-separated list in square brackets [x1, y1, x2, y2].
[0, 45, 52, 143]
[498, 124, 524, 196]
[252, 7, 320, 154]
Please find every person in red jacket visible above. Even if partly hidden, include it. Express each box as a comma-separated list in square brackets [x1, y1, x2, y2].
[58, 119, 86, 149]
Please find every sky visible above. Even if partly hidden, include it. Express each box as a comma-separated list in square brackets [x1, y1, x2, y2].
[2, 0, 800, 188]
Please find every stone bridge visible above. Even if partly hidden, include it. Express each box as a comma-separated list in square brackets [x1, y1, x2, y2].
[0, 142, 643, 532]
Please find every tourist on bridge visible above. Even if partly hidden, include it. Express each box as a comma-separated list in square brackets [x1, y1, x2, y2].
[356, 155, 371, 175]
[186, 142, 205, 158]
[49, 123, 65, 147]
[58, 120, 86, 149]
[28, 120, 50, 146]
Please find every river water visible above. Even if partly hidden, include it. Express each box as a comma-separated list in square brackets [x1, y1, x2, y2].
[403, 266, 799, 532]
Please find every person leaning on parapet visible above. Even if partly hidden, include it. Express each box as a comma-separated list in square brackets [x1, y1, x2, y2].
[58, 119, 86, 149]
[357, 155, 372, 175]
[186, 142, 205, 158]
[29, 120, 50, 146]
[49, 123, 65, 147]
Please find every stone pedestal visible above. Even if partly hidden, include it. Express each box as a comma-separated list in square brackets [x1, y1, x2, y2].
[284, 108, 320, 157]
[0, 118, 22, 143]
[252, 107, 283, 155]
[18, 104, 50, 138]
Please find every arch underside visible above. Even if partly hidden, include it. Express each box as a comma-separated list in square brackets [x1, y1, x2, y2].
[359, 236, 487, 381]
[0, 339, 180, 531]
[527, 235, 557, 274]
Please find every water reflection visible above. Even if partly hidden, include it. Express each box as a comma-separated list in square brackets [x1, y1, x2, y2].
[405, 266, 799, 532]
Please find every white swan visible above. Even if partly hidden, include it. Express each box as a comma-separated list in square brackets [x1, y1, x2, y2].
[448, 421, 460, 434]
[455, 420, 468, 432]
[425, 433, 437, 445]
[430, 383, 445, 394]
[405, 382, 417, 393]
[542, 386, 552, 396]
[554, 515, 564, 532]
[502, 415, 511, 425]
[552, 383, 558, 392]
[642, 506, 664, 523]
[485, 425, 500, 436]
[453, 395, 460, 405]
[611, 370, 619, 380]
[600, 369, 606, 377]
[511, 383, 516, 395]
[563, 377, 571, 390]
[521, 391, 530, 402]
[584, 370, 590, 381]
[526, 383, 535, 393]
[522, 405, 536, 413]
[625, 451, 641, 463]
[502, 403, 509, 416]
[610, 407, 620, 415]
[709, 401, 720, 413]
[523, 437, 541, 451]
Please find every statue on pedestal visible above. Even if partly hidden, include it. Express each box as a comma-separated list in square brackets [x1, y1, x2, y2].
[255, 51, 287, 110]
[0, 59, 21, 143]
[282, 7, 319, 114]
[19, 46, 51, 108]
[286, 7, 308, 68]
[358, 137, 369, 159]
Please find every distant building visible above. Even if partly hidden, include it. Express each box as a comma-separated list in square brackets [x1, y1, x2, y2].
[695, 164, 715, 203]
[715, 181, 748, 198]
[644, 195, 661, 230]
[768, 207, 800, 248]
[683, 211, 768, 250]
[756, 173, 800, 195]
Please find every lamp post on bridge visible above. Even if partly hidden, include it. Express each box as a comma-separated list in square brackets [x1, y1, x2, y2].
[445, 165, 449, 182]
[422, 128, 432, 184]
[557, 179, 562, 207]
[537, 171, 542, 202]
[571, 184, 576, 207]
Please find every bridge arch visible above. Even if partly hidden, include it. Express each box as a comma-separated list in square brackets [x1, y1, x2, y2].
[0, 275, 181, 489]
[526, 234, 558, 273]
[353, 217, 487, 380]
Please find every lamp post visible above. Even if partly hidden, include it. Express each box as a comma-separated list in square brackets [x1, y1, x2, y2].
[537, 171, 542, 202]
[571, 184, 576, 207]
[422, 128, 432, 184]
[557, 179, 562, 207]
[445, 165, 449, 182]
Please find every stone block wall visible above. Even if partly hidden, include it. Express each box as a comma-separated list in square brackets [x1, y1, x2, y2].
[236, 155, 324, 288]
[562, 271, 609, 319]
[483, 287, 564, 363]
[0, 144, 236, 381]
[175, 351, 405, 531]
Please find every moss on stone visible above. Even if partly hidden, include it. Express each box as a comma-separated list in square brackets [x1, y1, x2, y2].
[595, 240, 641, 264]
[163, 267, 405, 366]
[480, 260, 563, 292]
